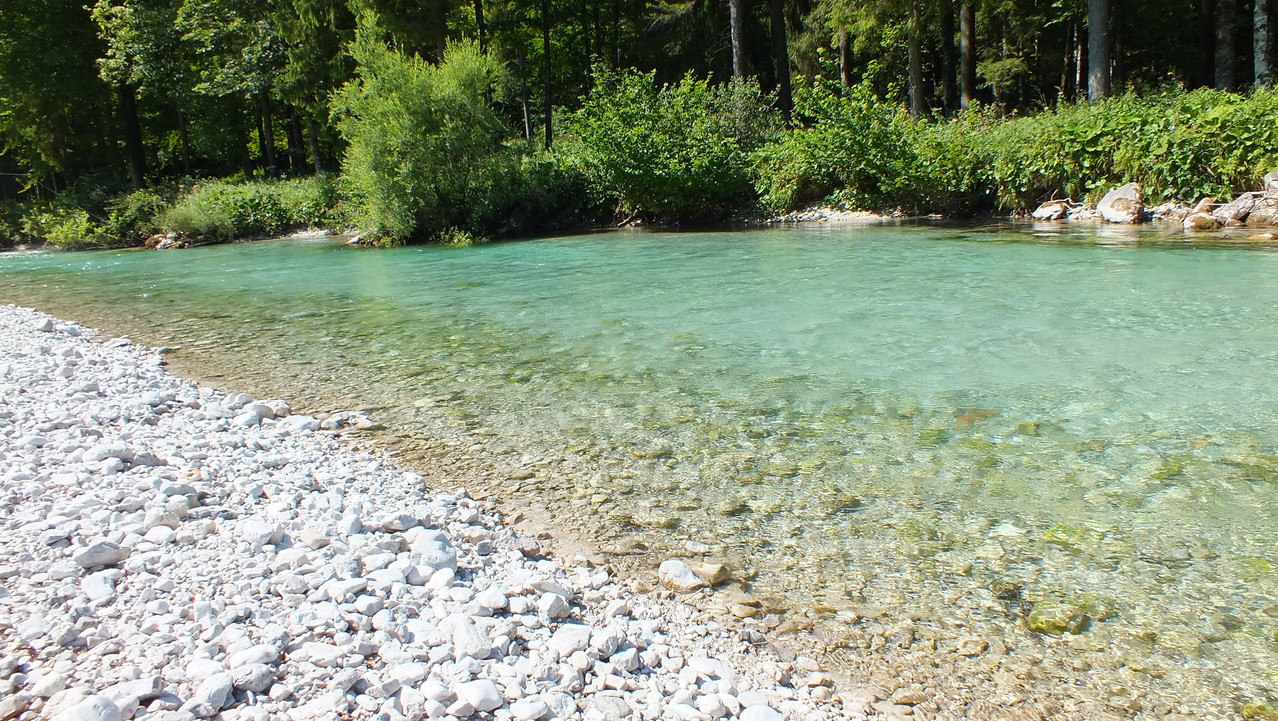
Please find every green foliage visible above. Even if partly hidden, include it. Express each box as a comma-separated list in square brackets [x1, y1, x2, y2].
[756, 85, 1278, 214]
[20, 204, 109, 249]
[755, 82, 917, 211]
[9, 179, 158, 249]
[100, 187, 172, 241]
[332, 34, 516, 244]
[156, 177, 341, 240]
[567, 70, 781, 220]
[966, 88, 1278, 209]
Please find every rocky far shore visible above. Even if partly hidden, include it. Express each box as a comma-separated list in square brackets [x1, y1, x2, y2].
[0, 305, 858, 721]
[1028, 170, 1278, 234]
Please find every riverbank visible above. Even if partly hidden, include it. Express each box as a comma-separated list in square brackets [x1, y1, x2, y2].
[0, 304, 854, 721]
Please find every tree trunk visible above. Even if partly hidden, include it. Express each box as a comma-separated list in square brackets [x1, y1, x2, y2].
[839, 28, 852, 88]
[542, 0, 553, 150]
[959, 2, 977, 108]
[1062, 22, 1075, 100]
[768, 0, 792, 124]
[306, 115, 326, 174]
[1076, 19, 1087, 95]
[517, 48, 532, 141]
[177, 108, 193, 175]
[117, 83, 146, 189]
[1111, 0, 1124, 90]
[287, 113, 305, 173]
[611, 0, 620, 66]
[939, 0, 958, 112]
[1217, 0, 1236, 89]
[1257, 0, 1272, 86]
[908, 4, 925, 116]
[259, 93, 278, 177]
[1088, 0, 1111, 100]
[475, 0, 487, 53]
[729, 0, 746, 78]
[432, 0, 449, 61]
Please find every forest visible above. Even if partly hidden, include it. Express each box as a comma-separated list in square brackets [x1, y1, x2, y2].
[1, 0, 1277, 246]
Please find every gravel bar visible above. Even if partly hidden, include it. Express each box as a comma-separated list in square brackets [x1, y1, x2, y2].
[0, 305, 859, 721]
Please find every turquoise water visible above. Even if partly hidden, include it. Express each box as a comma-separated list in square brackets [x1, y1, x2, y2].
[5, 224, 1278, 716]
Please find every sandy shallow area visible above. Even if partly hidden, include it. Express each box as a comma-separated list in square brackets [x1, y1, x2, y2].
[0, 305, 857, 721]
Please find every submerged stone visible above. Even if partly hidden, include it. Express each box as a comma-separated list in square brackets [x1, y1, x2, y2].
[1027, 602, 1086, 635]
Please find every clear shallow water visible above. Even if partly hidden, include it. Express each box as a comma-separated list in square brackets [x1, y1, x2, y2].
[6, 224, 1278, 716]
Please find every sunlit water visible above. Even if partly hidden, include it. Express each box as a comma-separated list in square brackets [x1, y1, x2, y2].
[5, 224, 1278, 716]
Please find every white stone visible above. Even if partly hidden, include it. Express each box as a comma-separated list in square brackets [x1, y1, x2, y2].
[547, 624, 593, 659]
[454, 679, 503, 712]
[52, 695, 121, 721]
[475, 587, 508, 611]
[740, 706, 784, 721]
[229, 664, 274, 693]
[100, 677, 162, 706]
[73, 542, 129, 568]
[236, 519, 278, 546]
[658, 560, 707, 593]
[449, 619, 493, 660]
[538, 592, 570, 619]
[82, 570, 119, 601]
[226, 644, 279, 668]
[84, 441, 132, 463]
[301, 642, 346, 667]
[183, 672, 233, 717]
[510, 698, 550, 721]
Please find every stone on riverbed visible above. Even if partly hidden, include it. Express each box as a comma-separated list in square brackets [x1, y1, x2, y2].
[1184, 212, 1223, 230]
[1027, 601, 1086, 635]
[659, 559, 708, 592]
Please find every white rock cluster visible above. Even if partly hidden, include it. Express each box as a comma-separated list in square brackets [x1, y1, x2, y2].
[0, 305, 854, 721]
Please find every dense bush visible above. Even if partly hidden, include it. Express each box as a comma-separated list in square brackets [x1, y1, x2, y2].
[20, 203, 108, 249]
[566, 70, 780, 221]
[156, 176, 341, 240]
[755, 83, 918, 212]
[975, 88, 1278, 208]
[756, 85, 1278, 215]
[332, 35, 518, 245]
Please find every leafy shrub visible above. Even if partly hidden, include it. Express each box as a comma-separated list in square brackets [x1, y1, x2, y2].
[567, 70, 780, 221]
[754, 83, 917, 212]
[20, 203, 109, 249]
[757, 85, 1278, 215]
[332, 34, 517, 245]
[100, 187, 173, 242]
[156, 177, 340, 240]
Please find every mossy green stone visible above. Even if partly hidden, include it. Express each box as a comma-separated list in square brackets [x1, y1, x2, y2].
[1028, 602, 1086, 635]
[1240, 702, 1278, 721]
[917, 428, 951, 446]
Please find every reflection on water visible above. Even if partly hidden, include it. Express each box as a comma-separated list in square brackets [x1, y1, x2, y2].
[5, 224, 1278, 717]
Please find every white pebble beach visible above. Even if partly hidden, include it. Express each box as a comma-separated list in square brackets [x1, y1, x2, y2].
[0, 304, 860, 721]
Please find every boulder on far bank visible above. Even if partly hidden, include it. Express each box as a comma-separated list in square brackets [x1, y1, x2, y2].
[1247, 194, 1278, 227]
[1097, 183, 1144, 224]
[1213, 192, 1258, 225]
[1031, 199, 1073, 221]
[1264, 170, 1278, 194]
[1184, 212, 1223, 230]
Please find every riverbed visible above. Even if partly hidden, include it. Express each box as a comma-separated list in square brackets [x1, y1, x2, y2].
[4, 222, 1278, 719]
